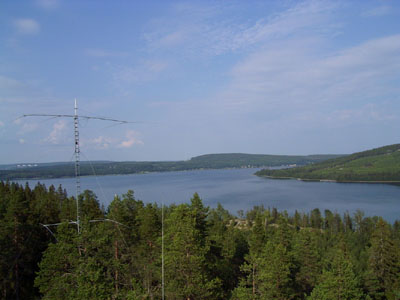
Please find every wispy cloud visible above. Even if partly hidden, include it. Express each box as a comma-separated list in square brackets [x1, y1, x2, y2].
[328, 104, 396, 123]
[0, 75, 24, 90]
[361, 5, 391, 17]
[35, 0, 59, 10]
[290, 103, 397, 129]
[84, 135, 112, 150]
[85, 48, 128, 58]
[44, 120, 68, 144]
[13, 19, 40, 35]
[217, 34, 400, 113]
[145, 0, 339, 56]
[81, 130, 143, 150]
[112, 60, 169, 85]
[117, 130, 143, 148]
[17, 121, 39, 135]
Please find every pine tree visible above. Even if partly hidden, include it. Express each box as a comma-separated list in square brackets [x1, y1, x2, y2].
[164, 200, 220, 299]
[258, 241, 294, 300]
[308, 248, 363, 300]
[365, 218, 400, 300]
[293, 230, 321, 298]
[232, 212, 266, 299]
[207, 204, 241, 299]
[135, 203, 162, 299]
[34, 223, 80, 300]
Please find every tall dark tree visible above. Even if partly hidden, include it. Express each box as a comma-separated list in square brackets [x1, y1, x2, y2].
[308, 248, 363, 300]
[164, 196, 220, 299]
[365, 218, 400, 300]
[293, 230, 321, 298]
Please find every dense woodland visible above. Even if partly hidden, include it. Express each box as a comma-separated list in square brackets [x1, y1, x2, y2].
[1, 181, 400, 299]
[0, 153, 342, 180]
[256, 144, 400, 182]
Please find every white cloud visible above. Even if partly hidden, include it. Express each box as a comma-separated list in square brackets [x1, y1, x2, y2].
[85, 48, 128, 58]
[329, 105, 396, 123]
[0, 76, 51, 105]
[145, 0, 339, 56]
[292, 104, 397, 129]
[117, 130, 143, 148]
[35, 0, 59, 10]
[361, 6, 391, 17]
[81, 131, 143, 150]
[218, 34, 400, 113]
[0, 75, 23, 89]
[44, 120, 68, 144]
[14, 19, 40, 35]
[89, 136, 112, 149]
[112, 60, 169, 85]
[17, 122, 38, 135]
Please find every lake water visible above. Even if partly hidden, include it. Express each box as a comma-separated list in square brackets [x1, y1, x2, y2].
[18, 168, 400, 222]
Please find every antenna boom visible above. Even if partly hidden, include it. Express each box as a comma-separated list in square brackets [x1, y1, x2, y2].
[21, 100, 138, 234]
[21, 114, 140, 124]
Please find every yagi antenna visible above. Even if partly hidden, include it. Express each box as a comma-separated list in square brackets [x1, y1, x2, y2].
[20, 99, 138, 234]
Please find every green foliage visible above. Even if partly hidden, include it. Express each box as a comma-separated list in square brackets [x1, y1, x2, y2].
[292, 230, 322, 297]
[34, 223, 80, 300]
[258, 241, 294, 300]
[256, 143, 400, 182]
[0, 153, 342, 180]
[164, 197, 221, 299]
[308, 248, 363, 300]
[365, 218, 400, 299]
[1, 181, 400, 299]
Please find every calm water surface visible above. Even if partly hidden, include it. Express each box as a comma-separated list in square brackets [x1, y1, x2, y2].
[18, 168, 400, 222]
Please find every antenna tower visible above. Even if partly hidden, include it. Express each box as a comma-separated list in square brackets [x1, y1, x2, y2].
[162, 199, 165, 300]
[74, 99, 81, 233]
[20, 99, 137, 234]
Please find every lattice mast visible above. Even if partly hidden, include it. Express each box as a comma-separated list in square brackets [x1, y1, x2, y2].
[20, 99, 137, 234]
[74, 99, 81, 233]
[162, 200, 165, 300]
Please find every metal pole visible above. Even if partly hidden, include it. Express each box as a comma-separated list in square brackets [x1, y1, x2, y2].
[74, 99, 81, 234]
[20, 100, 137, 235]
[162, 200, 165, 300]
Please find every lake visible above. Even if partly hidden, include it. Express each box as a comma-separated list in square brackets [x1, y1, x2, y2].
[18, 168, 400, 222]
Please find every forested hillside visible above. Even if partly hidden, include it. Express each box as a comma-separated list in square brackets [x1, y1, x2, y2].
[1, 181, 399, 299]
[0, 153, 343, 180]
[256, 144, 400, 182]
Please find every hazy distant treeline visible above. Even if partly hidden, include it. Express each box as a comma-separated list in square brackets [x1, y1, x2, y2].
[1, 181, 399, 299]
[0, 153, 342, 180]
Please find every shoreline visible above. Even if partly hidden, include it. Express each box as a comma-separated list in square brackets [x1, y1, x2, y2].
[259, 175, 400, 184]
[5, 166, 263, 181]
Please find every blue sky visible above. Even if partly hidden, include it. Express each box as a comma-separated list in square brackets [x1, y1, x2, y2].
[1, 0, 399, 163]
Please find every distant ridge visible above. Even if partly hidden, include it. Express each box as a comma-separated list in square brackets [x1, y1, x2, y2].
[255, 144, 400, 182]
[0, 153, 343, 180]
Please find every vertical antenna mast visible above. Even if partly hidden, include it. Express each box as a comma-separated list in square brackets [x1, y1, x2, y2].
[74, 99, 81, 234]
[162, 200, 165, 300]
[20, 100, 139, 234]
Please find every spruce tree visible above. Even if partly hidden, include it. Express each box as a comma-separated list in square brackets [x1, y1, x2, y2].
[164, 199, 220, 299]
[258, 241, 294, 300]
[308, 248, 363, 300]
[365, 218, 400, 300]
[293, 230, 321, 298]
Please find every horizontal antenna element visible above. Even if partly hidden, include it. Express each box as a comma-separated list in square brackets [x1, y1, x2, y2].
[21, 99, 136, 234]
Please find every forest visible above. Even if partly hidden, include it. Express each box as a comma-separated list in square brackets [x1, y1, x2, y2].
[1, 181, 400, 300]
[256, 144, 400, 182]
[0, 153, 342, 180]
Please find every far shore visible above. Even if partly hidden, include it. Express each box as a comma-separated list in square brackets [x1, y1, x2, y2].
[259, 175, 400, 184]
